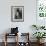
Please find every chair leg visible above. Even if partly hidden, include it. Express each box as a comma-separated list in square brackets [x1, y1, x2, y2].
[4, 33, 7, 46]
[4, 41, 7, 46]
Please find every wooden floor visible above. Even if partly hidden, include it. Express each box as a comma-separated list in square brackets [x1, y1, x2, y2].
[0, 42, 46, 46]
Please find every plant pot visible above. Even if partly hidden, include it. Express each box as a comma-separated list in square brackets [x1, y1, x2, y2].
[40, 38, 45, 43]
[37, 39, 45, 44]
[37, 39, 40, 43]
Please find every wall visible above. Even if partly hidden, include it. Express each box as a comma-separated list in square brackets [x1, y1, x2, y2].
[0, 0, 36, 42]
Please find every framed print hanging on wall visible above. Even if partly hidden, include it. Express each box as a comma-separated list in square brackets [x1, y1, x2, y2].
[11, 6, 24, 22]
[36, 0, 46, 25]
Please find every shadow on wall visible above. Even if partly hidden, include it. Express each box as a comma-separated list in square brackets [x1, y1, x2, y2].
[29, 25, 37, 42]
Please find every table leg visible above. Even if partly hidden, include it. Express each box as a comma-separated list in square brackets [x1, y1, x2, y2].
[4, 34, 7, 46]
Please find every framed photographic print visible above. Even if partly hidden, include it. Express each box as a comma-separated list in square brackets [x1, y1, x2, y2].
[36, 0, 46, 26]
[37, 0, 46, 19]
[11, 6, 24, 22]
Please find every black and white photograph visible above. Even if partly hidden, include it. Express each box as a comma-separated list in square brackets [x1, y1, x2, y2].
[11, 6, 24, 22]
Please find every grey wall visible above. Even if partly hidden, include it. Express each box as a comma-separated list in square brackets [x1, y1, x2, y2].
[0, 0, 37, 42]
[0, 0, 36, 33]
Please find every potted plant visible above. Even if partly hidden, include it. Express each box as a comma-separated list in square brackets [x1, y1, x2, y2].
[32, 24, 45, 30]
[33, 32, 46, 43]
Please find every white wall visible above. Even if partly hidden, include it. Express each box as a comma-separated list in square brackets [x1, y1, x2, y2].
[0, 0, 37, 42]
[0, 0, 36, 34]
